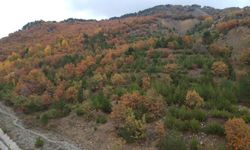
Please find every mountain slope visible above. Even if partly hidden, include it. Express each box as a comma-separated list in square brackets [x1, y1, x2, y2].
[0, 5, 250, 150]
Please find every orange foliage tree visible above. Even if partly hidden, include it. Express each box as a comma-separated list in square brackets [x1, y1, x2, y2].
[224, 118, 250, 150]
[75, 55, 96, 76]
[63, 63, 75, 79]
[133, 38, 155, 50]
[112, 91, 165, 122]
[53, 81, 66, 101]
[142, 76, 150, 89]
[216, 19, 239, 32]
[15, 69, 52, 96]
[100, 50, 114, 65]
[41, 91, 52, 105]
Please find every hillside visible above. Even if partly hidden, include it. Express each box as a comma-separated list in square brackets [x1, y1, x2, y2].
[0, 4, 250, 150]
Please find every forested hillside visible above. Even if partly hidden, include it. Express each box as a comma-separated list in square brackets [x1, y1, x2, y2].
[0, 5, 250, 150]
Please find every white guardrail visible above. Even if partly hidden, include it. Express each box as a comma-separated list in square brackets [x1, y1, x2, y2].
[0, 128, 21, 150]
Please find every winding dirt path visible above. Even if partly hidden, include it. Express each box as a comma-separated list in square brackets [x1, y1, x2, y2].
[0, 102, 81, 150]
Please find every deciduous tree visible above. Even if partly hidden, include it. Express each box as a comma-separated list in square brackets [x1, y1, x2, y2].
[185, 90, 204, 108]
[212, 61, 229, 77]
[240, 48, 250, 65]
[225, 118, 250, 150]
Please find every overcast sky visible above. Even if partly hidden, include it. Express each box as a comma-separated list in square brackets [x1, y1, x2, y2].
[0, 0, 249, 38]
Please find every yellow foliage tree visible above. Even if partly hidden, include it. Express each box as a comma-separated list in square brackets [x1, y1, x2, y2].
[65, 86, 78, 102]
[121, 108, 146, 142]
[111, 73, 126, 85]
[240, 48, 250, 65]
[44, 45, 53, 56]
[209, 43, 231, 57]
[90, 73, 107, 88]
[165, 63, 178, 73]
[185, 90, 204, 108]
[8, 52, 20, 61]
[204, 16, 213, 22]
[212, 61, 229, 77]
[61, 39, 69, 49]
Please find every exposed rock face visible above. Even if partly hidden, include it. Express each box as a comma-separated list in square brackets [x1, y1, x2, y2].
[22, 20, 45, 30]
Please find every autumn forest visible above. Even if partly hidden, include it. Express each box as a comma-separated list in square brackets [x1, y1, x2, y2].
[0, 4, 250, 150]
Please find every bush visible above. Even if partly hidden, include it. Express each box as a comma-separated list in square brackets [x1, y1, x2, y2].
[228, 105, 248, 117]
[0, 84, 13, 102]
[242, 115, 250, 124]
[165, 116, 200, 132]
[192, 83, 212, 99]
[202, 31, 214, 45]
[203, 122, 225, 136]
[127, 83, 140, 93]
[237, 74, 250, 103]
[185, 90, 204, 108]
[165, 116, 186, 131]
[51, 100, 71, 117]
[152, 81, 186, 105]
[178, 55, 214, 70]
[225, 118, 250, 150]
[40, 113, 49, 125]
[206, 99, 234, 112]
[117, 109, 146, 143]
[40, 106, 71, 123]
[46, 109, 62, 118]
[141, 76, 151, 89]
[193, 110, 207, 122]
[96, 115, 107, 124]
[57, 54, 83, 68]
[189, 119, 200, 132]
[218, 79, 237, 103]
[168, 106, 207, 122]
[158, 131, 187, 150]
[190, 139, 200, 150]
[23, 97, 46, 114]
[91, 92, 112, 113]
[114, 87, 126, 97]
[209, 109, 233, 119]
[35, 137, 44, 148]
[75, 107, 85, 116]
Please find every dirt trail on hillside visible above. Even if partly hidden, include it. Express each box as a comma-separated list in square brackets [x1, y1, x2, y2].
[0, 102, 81, 150]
